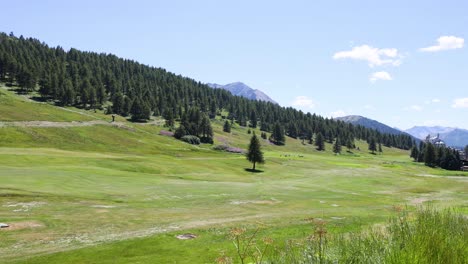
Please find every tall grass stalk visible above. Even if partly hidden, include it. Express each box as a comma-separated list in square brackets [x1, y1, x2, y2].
[226, 207, 467, 263]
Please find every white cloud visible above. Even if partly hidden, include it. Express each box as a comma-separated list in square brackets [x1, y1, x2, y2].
[330, 110, 346, 118]
[452, 97, 468, 108]
[425, 98, 441, 104]
[420, 36, 464, 52]
[370, 71, 392, 82]
[333, 45, 402, 67]
[292, 96, 316, 108]
[410, 105, 423, 111]
[364, 104, 374, 110]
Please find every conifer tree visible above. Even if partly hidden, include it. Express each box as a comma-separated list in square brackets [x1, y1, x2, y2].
[346, 138, 354, 152]
[333, 137, 342, 154]
[223, 120, 231, 133]
[271, 122, 285, 145]
[130, 98, 151, 121]
[246, 133, 264, 171]
[111, 93, 124, 114]
[199, 114, 213, 143]
[424, 143, 436, 167]
[315, 132, 325, 151]
[250, 109, 257, 128]
[164, 109, 175, 128]
[410, 145, 419, 161]
[368, 137, 377, 154]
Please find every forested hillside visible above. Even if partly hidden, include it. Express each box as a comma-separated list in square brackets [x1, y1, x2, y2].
[0, 32, 414, 149]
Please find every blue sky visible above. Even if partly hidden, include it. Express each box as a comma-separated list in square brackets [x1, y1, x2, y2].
[2, 0, 467, 129]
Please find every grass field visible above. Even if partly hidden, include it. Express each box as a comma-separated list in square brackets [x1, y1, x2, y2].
[0, 86, 467, 263]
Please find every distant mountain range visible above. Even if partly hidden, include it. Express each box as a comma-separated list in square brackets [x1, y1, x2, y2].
[335, 115, 420, 142]
[207, 82, 277, 104]
[335, 115, 408, 135]
[405, 126, 468, 148]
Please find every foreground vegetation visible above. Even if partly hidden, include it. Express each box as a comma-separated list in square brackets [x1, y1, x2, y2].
[223, 207, 467, 263]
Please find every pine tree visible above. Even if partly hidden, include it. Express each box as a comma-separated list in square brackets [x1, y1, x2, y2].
[346, 138, 354, 152]
[17, 69, 36, 93]
[250, 109, 257, 128]
[315, 132, 325, 151]
[378, 142, 383, 154]
[199, 114, 213, 143]
[410, 145, 419, 161]
[130, 98, 151, 121]
[164, 109, 175, 128]
[333, 137, 342, 154]
[271, 122, 285, 145]
[223, 120, 231, 133]
[424, 143, 436, 167]
[246, 133, 265, 171]
[368, 137, 377, 154]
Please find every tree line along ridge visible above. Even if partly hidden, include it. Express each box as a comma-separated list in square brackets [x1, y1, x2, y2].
[0, 32, 414, 150]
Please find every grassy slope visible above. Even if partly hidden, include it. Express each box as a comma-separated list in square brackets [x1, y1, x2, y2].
[0, 88, 466, 263]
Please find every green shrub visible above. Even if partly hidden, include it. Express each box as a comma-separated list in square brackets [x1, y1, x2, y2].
[180, 135, 200, 145]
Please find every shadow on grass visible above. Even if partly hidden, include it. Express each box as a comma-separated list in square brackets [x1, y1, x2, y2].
[244, 168, 264, 173]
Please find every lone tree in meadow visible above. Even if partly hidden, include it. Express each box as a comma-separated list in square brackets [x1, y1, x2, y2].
[246, 133, 265, 171]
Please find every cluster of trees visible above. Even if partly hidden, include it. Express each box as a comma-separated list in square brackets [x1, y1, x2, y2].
[0, 32, 415, 150]
[410, 142, 465, 170]
[174, 108, 213, 143]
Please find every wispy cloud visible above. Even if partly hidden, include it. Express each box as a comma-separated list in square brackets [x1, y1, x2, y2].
[333, 45, 402, 67]
[330, 110, 346, 118]
[452, 97, 468, 108]
[404, 105, 424, 112]
[370, 71, 392, 83]
[420, 36, 464, 52]
[425, 98, 441, 104]
[292, 96, 316, 108]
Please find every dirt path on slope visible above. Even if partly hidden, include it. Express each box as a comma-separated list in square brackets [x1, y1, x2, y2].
[0, 120, 124, 128]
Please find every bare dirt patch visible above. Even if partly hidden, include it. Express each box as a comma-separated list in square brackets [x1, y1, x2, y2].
[91, 205, 117, 208]
[230, 199, 280, 205]
[0, 220, 44, 231]
[4, 201, 46, 212]
[409, 197, 431, 205]
[176, 233, 197, 240]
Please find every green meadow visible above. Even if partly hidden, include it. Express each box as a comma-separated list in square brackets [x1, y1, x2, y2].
[0, 87, 467, 263]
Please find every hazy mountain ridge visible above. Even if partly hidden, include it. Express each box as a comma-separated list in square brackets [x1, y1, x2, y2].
[335, 115, 420, 142]
[207, 82, 277, 104]
[335, 115, 408, 135]
[405, 126, 468, 148]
